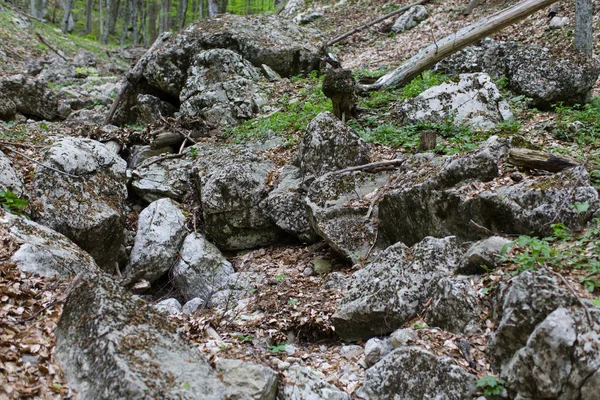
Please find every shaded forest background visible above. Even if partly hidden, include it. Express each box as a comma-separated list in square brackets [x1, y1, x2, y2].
[4, 0, 280, 46]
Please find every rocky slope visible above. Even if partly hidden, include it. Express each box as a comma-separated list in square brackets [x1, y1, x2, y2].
[1, 0, 600, 399]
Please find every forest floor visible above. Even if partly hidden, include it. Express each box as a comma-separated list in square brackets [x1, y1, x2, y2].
[1, 0, 600, 398]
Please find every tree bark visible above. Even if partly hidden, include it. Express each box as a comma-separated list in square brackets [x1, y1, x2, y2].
[148, 0, 158, 42]
[207, 0, 218, 16]
[109, 0, 121, 34]
[179, 0, 188, 29]
[101, 0, 112, 43]
[60, 0, 74, 33]
[85, 0, 93, 34]
[363, 0, 561, 91]
[574, 0, 593, 57]
[508, 148, 579, 172]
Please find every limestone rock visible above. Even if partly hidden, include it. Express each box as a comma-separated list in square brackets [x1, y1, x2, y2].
[136, 94, 176, 124]
[33, 136, 127, 271]
[1, 210, 99, 277]
[295, 112, 370, 177]
[154, 298, 182, 314]
[171, 233, 235, 303]
[55, 273, 226, 399]
[0, 74, 59, 120]
[332, 236, 461, 341]
[280, 364, 350, 400]
[0, 150, 24, 195]
[125, 198, 187, 283]
[356, 347, 476, 399]
[391, 5, 429, 33]
[399, 73, 513, 130]
[364, 338, 391, 367]
[132, 156, 194, 203]
[457, 236, 511, 274]
[0, 91, 16, 121]
[487, 271, 578, 368]
[215, 359, 278, 400]
[424, 276, 480, 334]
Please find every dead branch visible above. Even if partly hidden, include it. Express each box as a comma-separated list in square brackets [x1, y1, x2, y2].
[331, 158, 407, 175]
[35, 33, 69, 62]
[362, 0, 560, 91]
[508, 148, 579, 172]
[462, 0, 480, 16]
[327, 0, 430, 46]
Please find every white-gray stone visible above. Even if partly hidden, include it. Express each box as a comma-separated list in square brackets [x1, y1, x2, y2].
[154, 298, 182, 314]
[280, 364, 350, 400]
[0, 150, 24, 195]
[182, 297, 204, 314]
[457, 236, 511, 274]
[391, 5, 429, 33]
[215, 358, 278, 400]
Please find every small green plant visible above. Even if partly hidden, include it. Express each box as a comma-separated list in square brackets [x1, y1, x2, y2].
[495, 76, 509, 90]
[476, 375, 506, 397]
[401, 71, 450, 99]
[39, 122, 49, 130]
[268, 342, 290, 353]
[411, 322, 428, 329]
[236, 334, 253, 342]
[218, 344, 227, 351]
[275, 274, 286, 283]
[183, 382, 191, 390]
[0, 189, 28, 215]
[287, 298, 298, 305]
[189, 147, 197, 159]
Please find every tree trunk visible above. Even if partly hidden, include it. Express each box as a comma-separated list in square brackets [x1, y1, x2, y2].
[85, 0, 93, 34]
[207, 0, 218, 16]
[99, 0, 104, 40]
[60, 0, 74, 33]
[101, 0, 112, 43]
[574, 0, 593, 57]
[109, 0, 121, 34]
[363, 0, 560, 91]
[179, 0, 188, 29]
[120, 0, 130, 44]
[508, 148, 579, 172]
[148, 0, 158, 42]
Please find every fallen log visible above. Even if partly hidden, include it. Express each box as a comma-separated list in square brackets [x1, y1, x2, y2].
[508, 148, 579, 172]
[362, 0, 560, 91]
[327, 0, 430, 46]
[103, 32, 172, 126]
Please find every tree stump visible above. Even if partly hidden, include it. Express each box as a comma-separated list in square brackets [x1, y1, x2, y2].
[322, 68, 358, 122]
[417, 130, 437, 153]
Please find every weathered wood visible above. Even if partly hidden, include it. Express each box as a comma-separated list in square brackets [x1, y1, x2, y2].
[103, 32, 171, 126]
[508, 148, 579, 172]
[35, 33, 69, 62]
[363, 0, 560, 91]
[150, 129, 209, 149]
[574, 0, 593, 57]
[322, 69, 357, 122]
[417, 130, 436, 152]
[332, 158, 406, 175]
[462, 0, 479, 16]
[327, 0, 430, 46]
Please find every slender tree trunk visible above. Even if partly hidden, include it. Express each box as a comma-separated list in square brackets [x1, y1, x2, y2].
[120, 0, 130, 44]
[60, 0, 74, 33]
[575, 0, 593, 57]
[140, 0, 148, 45]
[109, 0, 121, 34]
[179, 0, 188, 29]
[85, 0, 93, 34]
[217, 0, 227, 13]
[207, 0, 218, 16]
[149, 0, 158, 42]
[101, 0, 112, 43]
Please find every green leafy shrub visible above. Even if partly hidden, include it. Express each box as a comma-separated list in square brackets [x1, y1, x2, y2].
[401, 71, 450, 99]
[476, 375, 505, 397]
[0, 189, 28, 215]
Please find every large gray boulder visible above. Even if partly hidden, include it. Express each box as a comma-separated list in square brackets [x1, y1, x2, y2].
[456, 236, 511, 274]
[0, 150, 24, 196]
[399, 73, 513, 130]
[216, 359, 278, 400]
[487, 271, 578, 368]
[306, 169, 392, 262]
[356, 347, 476, 399]
[436, 39, 600, 108]
[0, 91, 16, 121]
[502, 307, 600, 399]
[262, 165, 318, 243]
[1, 210, 99, 277]
[178, 49, 267, 127]
[424, 276, 480, 334]
[33, 136, 128, 271]
[391, 5, 429, 33]
[131, 156, 195, 203]
[280, 363, 350, 400]
[0, 74, 59, 120]
[171, 233, 235, 303]
[295, 112, 371, 177]
[55, 273, 226, 399]
[136, 94, 176, 124]
[125, 198, 187, 283]
[332, 236, 462, 341]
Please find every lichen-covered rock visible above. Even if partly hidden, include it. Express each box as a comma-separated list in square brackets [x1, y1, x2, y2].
[0, 91, 17, 121]
[306, 169, 391, 262]
[154, 298, 182, 314]
[436, 39, 600, 108]
[131, 156, 194, 203]
[380, 161, 598, 247]
[262, 165, 318, 243]
[171, 233, 234, 303]
[295, 112, 370, 177]
[0, 150, 24, 195]
[356, 347, 476, 399]
[0, 74, 59, 120]
[0, 210, 99, 277]
[364, 338, 391, 367]
[391, 5, 429, 33]
[502, 307, 600, 400]
[424, 276, 480, 334]
[487, 271, 578, 368]
[125, 198, 186, 283]
[55, 273, 226, 399]
[399, 73, 513, 130]
[128, 145, 174, 169]
[280, 364, 350, 400]
[332, 236, 462, 341]
[178, 49, 266, 127]
[456, 236, 511, 274]
[33, 136, 127, 271]
[136, 94, 176, 124]
[216, 359, 278, 400]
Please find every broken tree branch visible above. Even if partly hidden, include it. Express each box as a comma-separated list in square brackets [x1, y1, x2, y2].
[362, 0, 560, 91]
[35, 33, 69, 62]
[327, 0, 430, 46]
[331, 158, 407, 175]
[508, 148, 579, 172]
[104, 32, 172, 126]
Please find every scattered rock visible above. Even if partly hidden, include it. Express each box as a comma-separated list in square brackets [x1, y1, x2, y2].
[332, 236, 462, 341]
[1, 210, 99, 277]
[33, 136, 127, 271]
[424, 276, 480, 334]
[294, 11, 323, 25]
[215, 358, 278, 400]
[55, 273, 226, 399]
[125, 198, 187, 283]
[154, 298, 182, 314]
[391, 5, 429, 33]
[0, 74, 59, 120]
[502, 307, 600, 399]
[457, 236, 511, 274]
[389, 328, 418, 348]
[487, 271, 578, 368]
[128, 145, 174, 169]
[279, 0, 306, 19]
[182, 297, 204, 314]
[364, 338, 391, 367]
[356, 347, 476, 399]
[171, 233, 235, 303]
[399, 73, 513, 130]
[136, 94, 176, 124]
[73, 49, 97, 67]
[0, 91, 17, 121]
[549, 16, 569, 29]
[280, 363, 350, 400]
[295, 112, 370, 177]
[0, 150, 24, 195]
[131, 156, 194, 203]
